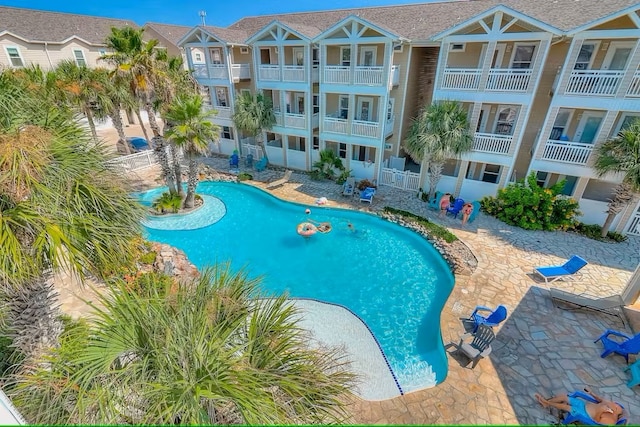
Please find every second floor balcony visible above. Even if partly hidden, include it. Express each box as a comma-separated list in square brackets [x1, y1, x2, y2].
[193, 63, 251, 82]
[273, 110, 307, 129]
[203, 104, 232, 119]
[472, 132, 514, 155]
[540, 139, 593, 165]
[324, 117, 381, 139]
[441, 68, 533, 92]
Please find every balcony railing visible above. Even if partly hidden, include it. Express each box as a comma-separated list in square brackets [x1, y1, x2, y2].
[258, 64, 280, 81]
[312, 112, 319, 129]
[473, 133, 513, 154]
[541, 140, 593, 165]
[193, 64, 208, 79]
[627, 71, 640, 97]
[207, 64, 228, 80]
[324, 117, 348, 134]
[273, 111, 283, 126]
[352, 120, 380, 138]
[486, 69, 532, 92]
[324, 65, 385, 86]
[441, 68, 481, 90]
[231, 64, 251, 81]
[389, 65, 400, 88]
[285, 113, 305, 128]
[204, 105, 232, 119]
[324, 66, 350, 84]
[283, 65, 305, 82]
[312, 66, 319, 83]
[565, 70, 623, 96]
[354, 66, 384, 86]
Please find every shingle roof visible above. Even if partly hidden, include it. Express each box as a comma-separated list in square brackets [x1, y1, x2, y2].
[201, 25, 250, 45]
[230, 0, 640, 42]
[144, 23, 191, 47]
[0, 6, 138, 45]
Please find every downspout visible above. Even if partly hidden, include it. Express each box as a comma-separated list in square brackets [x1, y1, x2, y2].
[43, 42, 53, 69]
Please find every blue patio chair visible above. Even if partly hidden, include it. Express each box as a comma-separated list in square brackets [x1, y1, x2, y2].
[245, 153, 254, 168]
[427, 191, 443, 210]
[468, 201, 481, 223]
[534, 255, 588, 284]
[360, 187, 376, 204]
[229, 152, 239, 169]
[467, 305, 507, 332]
[624, 358, 640, 388]
[559, 391, 626, 425]
[446, 198, 465, 218]
[254, 157, 268, 172]
[595, 329, 640, 364]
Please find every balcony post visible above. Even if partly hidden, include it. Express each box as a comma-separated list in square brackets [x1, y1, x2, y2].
[469, 103, 483, 134]
[348, 93, 355, 133]
[434, 41, 450, 89]
[478, 41, 497, 90]
[382, 40, 392, 90]
[557, 37, 585, 95]
[350, 42, 356, 85]
[278, 44, 284, 82]
[533, 106, 561, 161]
[615, 39, 640, 97]
[185, 47, 194, 72]
[224, 45, 233, 82]
[203, 45, 212, 79]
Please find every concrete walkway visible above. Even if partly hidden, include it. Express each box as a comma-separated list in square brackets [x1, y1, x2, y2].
[68, 157, 640, 425]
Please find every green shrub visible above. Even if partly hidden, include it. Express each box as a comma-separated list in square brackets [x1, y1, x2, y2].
[312, 149, 345, 181]
[571, 223, 628, 242]
[383, 207, 458, 243]
[336, 170, 352, 185]
[139, 250, 157, 265]
[481, 173, 581, 231]
[309, 169, 324, 181]
[152, 191, 182, 213]
[237, 172, 253, 181]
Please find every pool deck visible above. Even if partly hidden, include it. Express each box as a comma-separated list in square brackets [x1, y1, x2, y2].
[63, 159, 640, 425]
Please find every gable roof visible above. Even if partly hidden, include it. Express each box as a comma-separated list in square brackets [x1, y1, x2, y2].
[202, 26, 249, 45]
[229, 0, 640, 42]
[144, 23, 192, 47]
[0, 6, 138, 45]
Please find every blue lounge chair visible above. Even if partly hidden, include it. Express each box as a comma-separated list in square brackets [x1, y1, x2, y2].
[229, 152, 239, 169]
[468, 201, 481, 223]
[360, 187, 375, 204]
[534, 255, 588, 284]
[467, 305, 507, 332]
[559, 391, 626, 425]
[427, 191, 443, 210]
[625, 358, 640, 388]
[595, 329, 640, 364]
[254, 157, 268, 172]
[446, 198, 465, 218]
[342, 177, 355, 196]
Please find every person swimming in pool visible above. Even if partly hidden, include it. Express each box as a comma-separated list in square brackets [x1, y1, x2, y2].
[535, 388, 623, 425]
[347, 222, 356, 232]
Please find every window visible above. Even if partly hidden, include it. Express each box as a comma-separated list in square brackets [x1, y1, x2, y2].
[340, 46, 351, 67]
[195, 52, 202, 62]
[574, 43, 597, 70]
[550, 109, 572, 140]
[210, 48, 222, 64]
[215, 87, 228, 107]
[535, 171, 549, 187]
[614, 114, 640, 136]
[5, 47, 24, 67]
[221, 126, 234, 140]
[288, 136, 306, 151]
[98, 49, 106, 57]
[312, 136, 319, 150]
[312, 48, 319, 66]
[386, 98, 395, 121]
[292, 48, 304, 66]
[312, 94, 319, 114]
[494, 106, 517, 135]
[481, 164, 501, 183]
[240, 47, 249, 54]
[73, 49, 86, 67]
[339, 95, 349, 119]
[240, 88, 251, 97]
[338, 143, 347, 159]
[352, 146, 374, 162]
[560, 176, 578, 196]
[450, 43, 465, 52]
[393, 43, 404, 53]
[511, 44, 536, 69]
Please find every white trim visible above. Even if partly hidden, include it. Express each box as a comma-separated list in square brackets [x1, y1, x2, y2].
[0, 390, 26, 424]
[566, 6, 640, 35]
[245, 20, 312, 44]
[3, 45, 24, 67]
[492, 105, 519, 135]
[613, 113, 640, 135]
[575, 111, 605, 143]
[72, 48, 87, 67]
[396, 44, 413, 156]
[359, 46, 377, 66]
[509, 42, 538, 69]
[340, 46, 351, 66]
[393, 43, 404, 53]
[477, 105, 491, 133]
[602, 41, 635, 70]
[240, 47, 249, 54]
[312, 14, 401, 42]
[357, 97, 374, 121]
[292, 47, 304, 66]
[450, 43, 466, 52]
[573, 41, 600, 70]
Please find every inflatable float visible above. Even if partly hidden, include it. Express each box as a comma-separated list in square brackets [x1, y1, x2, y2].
[297, 222, 317, 237]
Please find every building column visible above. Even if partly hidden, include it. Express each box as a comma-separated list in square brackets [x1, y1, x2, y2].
[556, 37, 585, 96]
[478, 41, 497, 91]
[571, 177, 590, 200]
[434, 40, 451, 90]
[616, 39, 640, 97]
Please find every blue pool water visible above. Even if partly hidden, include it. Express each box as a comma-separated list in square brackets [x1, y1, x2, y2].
[140, 181, 455, 392]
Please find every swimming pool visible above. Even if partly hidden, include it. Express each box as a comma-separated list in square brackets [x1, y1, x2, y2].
[140, 181, 455, 393]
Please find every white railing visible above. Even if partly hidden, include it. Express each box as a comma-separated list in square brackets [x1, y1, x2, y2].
[565, 70, 624, 96]
[385, 115, 395, 137]
[312, 66, 319, 83]
[273, 111, 283, 126]
[205, 105, 231, 119]
[627, 71, 640, 97]
[379, 167, 420, 191]
[324, 66, 350, 84]
[208, 64, 228, 80]
[231, 63, 251, 81]
[625, 209, 640, 236]
[106, 150, 156, 171]
[441, 68, 482, 90]
[473, 133, 513, 154]
[259, 64, 280, 81]
[324, 117, 348, 134]
[242, 143, 264, 160]
[389, 65, 400, 88]
[312, 112, 319, 129]
[486, 69, 532, 92]
[192, 64, 208, 78]
[285, 113, 306, 128]
[283, 65, 305, 82]
[541, 140, 593, 165]
[352, 120, 379, 138]
[354, 66, 384, 86]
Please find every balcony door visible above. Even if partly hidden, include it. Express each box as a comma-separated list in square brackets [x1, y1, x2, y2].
[292, 47, 304, 66]
[603, 42, 634, 70]
[479, 43, 506, 68]
[360, 47, 376, 67]
[575, 112, 604, 144]
[357, 97, 373, 121]
[493, 105, 518, 135]
[510, 44, 536, 69]
[260, 48, 272, 65]
[209, 48, 223, 65]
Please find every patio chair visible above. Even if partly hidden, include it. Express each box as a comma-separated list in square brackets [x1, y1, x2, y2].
[450, 324, 495, 369]
[465, 305, 507, 332]
[550, 289, 626, 327]
[245, 153, 254, 168]
[558, 391, 626, 425]
[468, 201, 481, 223]
[266, 170, 292, 189]
[595, 329, 640, 364]
[254, 157, 268, 172]
[446, 198, 465, 218]
[625, 359, 640, 388]
[533, 255, 588, 284]
[360, 187, 376, 204]
[427, 191, 443, 210]
[229, 152, 239, 170]
[342, 177, 355, 196]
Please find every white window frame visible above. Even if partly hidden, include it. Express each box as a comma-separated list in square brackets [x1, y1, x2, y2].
[312, 48, 320, 66]
[359, 46, 377, 67]
[292, 47, 304, 66]
[312, 136, 320, 151]
[551, 109, 574, 140]
[338, 94, 349, 119]
[73, 49, 87, 67]
[535, 171, 550, 187]
[340, 46, 351, 67]
[573, 41, 599, 71]
[214, 87, 228, 107]
[5, 46, 24, 67]
[450, 43, 466, 52]
[221, 126, 234, 140]
[509, 43, 537, 69]
[240, 47, 249, 54]
[493, 105, 518, 136]
[194, 52, 202, 62]
[98, 49, 106, 56]
[386, 98, 395, 121]
[481, 163, 501, 184]
[393, 43, 404, 53]
[210, 47, 223, 65]
[614, 113, 640, 135]
[312, 94, 319, 114]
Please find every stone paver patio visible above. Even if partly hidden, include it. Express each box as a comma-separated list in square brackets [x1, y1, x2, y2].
[60, 157, 640, 425]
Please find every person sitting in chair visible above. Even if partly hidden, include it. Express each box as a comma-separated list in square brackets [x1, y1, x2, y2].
[535, 388, 624, 425]
[461, 202, 474, 225]
[439, 193, 452, 217]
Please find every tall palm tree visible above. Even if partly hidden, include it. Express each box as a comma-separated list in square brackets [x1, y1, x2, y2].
[593, 119, 640, 237]
[164, 95, 220, 208]
[102, 71, 138, 155]
[0, 69, 145, 360]
[403, 100, 473, 201]
[232, 91, 276, 161]
[10, 266, 355, 424]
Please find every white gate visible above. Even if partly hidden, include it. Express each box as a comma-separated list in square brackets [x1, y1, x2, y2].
[625, 201, 640, 236]
[379, 167, 420, 191]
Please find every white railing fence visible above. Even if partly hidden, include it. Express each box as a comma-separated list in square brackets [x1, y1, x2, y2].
[627, 71, 640, 97]
[441, 68, 481, 90]
[379, 167, 420, 191]
[473, 133, 513, 154]
[486, 69, 532, 92]
[541, 140, 593, 165]
[106, 150, 157, 172]
[565, 70, 623, 96]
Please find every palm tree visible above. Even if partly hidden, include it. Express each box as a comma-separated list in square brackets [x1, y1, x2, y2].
[102, 71, 138, 155]
[593, 119, 640, 237]
[0, 69, 145, 360]
[164, 95, 220, 208]
[403, 100, 473, 201]
[232, 91, 276, 161]
[10, 266, 355, 424]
